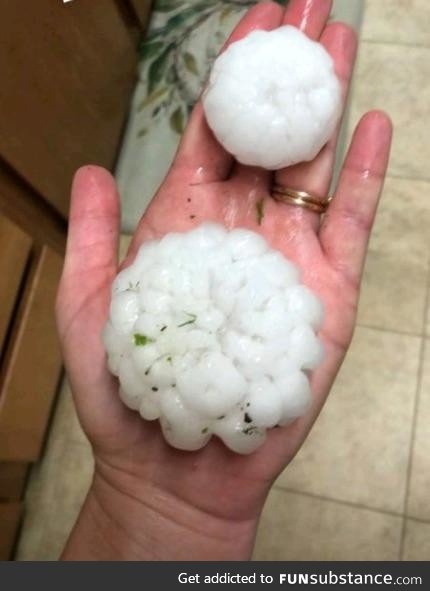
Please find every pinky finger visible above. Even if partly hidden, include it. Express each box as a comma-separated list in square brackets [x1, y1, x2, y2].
[319, 111, 393, 285]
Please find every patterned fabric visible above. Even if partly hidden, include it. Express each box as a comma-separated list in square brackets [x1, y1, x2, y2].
[116, 0, 362, 232]
[116, 1, 288, 231]
[136, 0, 288, 138]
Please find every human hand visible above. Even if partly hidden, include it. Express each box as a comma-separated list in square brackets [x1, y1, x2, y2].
[56, 0, 392, 561]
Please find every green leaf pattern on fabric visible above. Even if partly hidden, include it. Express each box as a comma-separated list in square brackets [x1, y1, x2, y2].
[135, 1, 289, 142]
[156, 0, 185, 12]
[170, 106, 186, 134]
[183, 52, 199, 76]
[137, 86, 169, 112]
[148, 46, 173, 93]
[139, 40, 164, 61]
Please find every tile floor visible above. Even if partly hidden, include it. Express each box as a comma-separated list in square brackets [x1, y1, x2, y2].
[16, 1, 430, 560]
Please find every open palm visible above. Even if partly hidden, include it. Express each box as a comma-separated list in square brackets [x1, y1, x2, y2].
[56, 0, 392, 559]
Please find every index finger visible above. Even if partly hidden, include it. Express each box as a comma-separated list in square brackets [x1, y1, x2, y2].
[173, 2, 284, 185]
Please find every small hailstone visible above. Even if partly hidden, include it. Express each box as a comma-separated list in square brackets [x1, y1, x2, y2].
[203, 25, 341, 169]
[102, 224, 324, 454]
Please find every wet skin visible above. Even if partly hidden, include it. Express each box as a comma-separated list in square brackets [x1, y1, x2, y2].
[57, 0, 392, 560]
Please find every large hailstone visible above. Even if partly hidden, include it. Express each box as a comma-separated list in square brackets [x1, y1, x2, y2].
[203, 25, 342, 169]
[102, 224, 324, 454]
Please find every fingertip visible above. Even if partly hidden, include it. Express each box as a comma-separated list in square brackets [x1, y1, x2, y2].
[70, 165, 119, 219]
[358, 110, 393, 136]
[65, 165, 120, 277]
[324, 20, 357, 41]
[72, 165, 117, 197]
[248, 1, 284, 22]
[350, 111, 393, 174]
[322, 21, 358, 58]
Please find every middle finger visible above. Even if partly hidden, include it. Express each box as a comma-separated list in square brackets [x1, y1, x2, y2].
[231, 0, 335, 191]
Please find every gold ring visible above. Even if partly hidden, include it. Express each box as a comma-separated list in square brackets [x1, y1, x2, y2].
[272, 184, 332, 214]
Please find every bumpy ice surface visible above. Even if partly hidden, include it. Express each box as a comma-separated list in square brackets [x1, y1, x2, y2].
[103, 224, 324, 454]
[203, 25, 341, 170]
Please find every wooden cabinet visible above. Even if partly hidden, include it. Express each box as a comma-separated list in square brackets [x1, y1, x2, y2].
[0, 0, 152, 559]
[0, 244, 63, 462]
[129, 0, 153, 29]
[0, 503, 22, 560]
[0, 212, 63, 557]
[0, 217, 31, 355]
[0, 463, 28, 500]
[0, 0, 142, 218]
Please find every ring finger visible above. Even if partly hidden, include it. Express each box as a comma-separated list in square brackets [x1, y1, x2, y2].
[274, 15, 357, 229]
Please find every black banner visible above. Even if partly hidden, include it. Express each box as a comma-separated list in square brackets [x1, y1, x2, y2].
[0, 562, 428, 589]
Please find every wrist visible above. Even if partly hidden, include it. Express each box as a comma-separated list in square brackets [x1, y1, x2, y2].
[62, 468, 258, 561]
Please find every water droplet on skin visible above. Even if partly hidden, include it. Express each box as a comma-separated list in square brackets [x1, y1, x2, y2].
[195, 166, 205, 182]
[245, 189, 260, 216]
[301, 0, 317, 32]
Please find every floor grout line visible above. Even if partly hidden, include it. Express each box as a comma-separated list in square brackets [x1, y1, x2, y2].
[398, 257, 430, 560]
[404, 515, 430, 527]
[273, 485, 404, 521]
[385, 173, 430, 185]
[356, 323, 423, 339]
[361, 38, 430, 51]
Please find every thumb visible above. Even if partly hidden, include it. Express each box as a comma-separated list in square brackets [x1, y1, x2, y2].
[57, 164, 120, 342]
[56, 166, 128, 440]
[63, 165, 120, 280]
